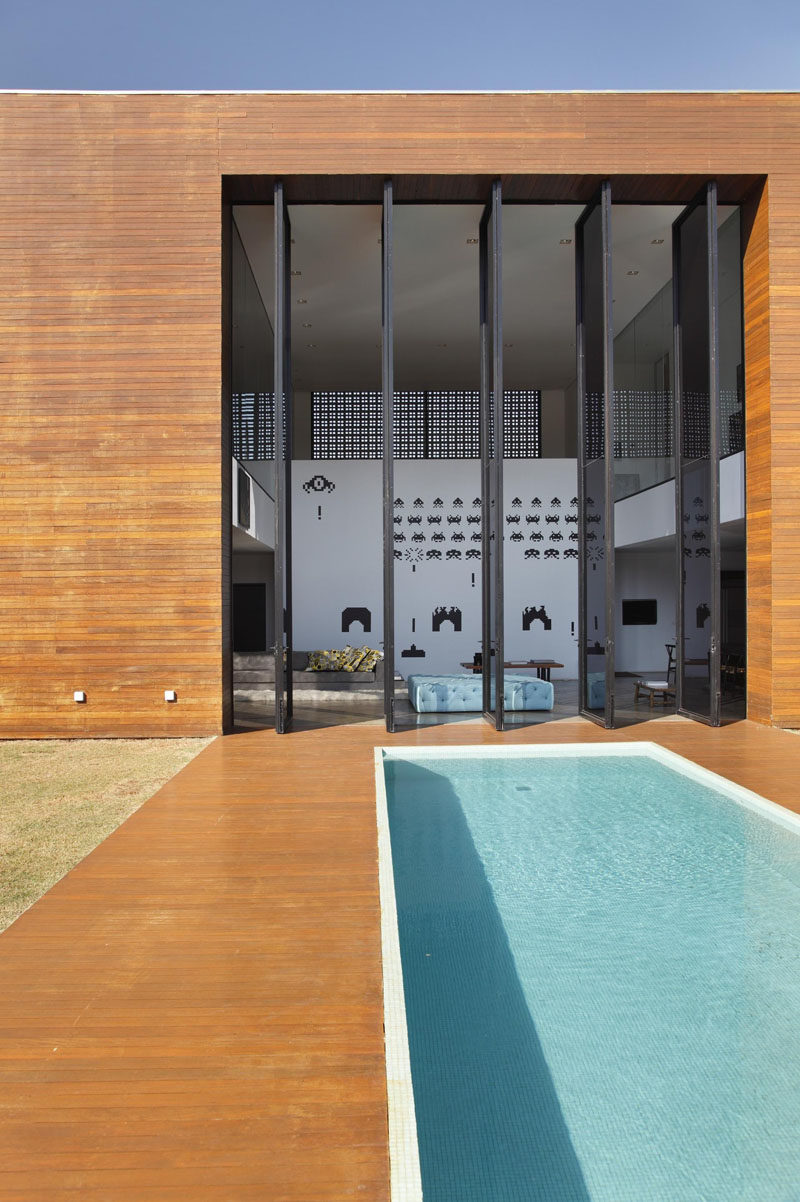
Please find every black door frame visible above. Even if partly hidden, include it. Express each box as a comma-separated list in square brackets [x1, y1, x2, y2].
[576, 181, 615, 728]
[382, 180, 396, 733]
[273, 181, 294, 734]
[480, 181, 504, 731]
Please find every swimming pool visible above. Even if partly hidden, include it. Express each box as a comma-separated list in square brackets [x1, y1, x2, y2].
[376, 744, 800, 1202]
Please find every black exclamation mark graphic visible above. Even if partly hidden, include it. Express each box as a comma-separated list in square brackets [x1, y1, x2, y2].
[317, 506, 322, 521]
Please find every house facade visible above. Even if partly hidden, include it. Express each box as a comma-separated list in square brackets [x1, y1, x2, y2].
[0, 91, 796, 736]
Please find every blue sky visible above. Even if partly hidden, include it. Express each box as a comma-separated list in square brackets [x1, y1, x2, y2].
[0, 0, 798, 91]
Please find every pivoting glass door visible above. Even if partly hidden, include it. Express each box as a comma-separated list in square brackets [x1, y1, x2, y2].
[273, 182, 293, 733]
[673, 184, 721, 725]
[576, 183, 615, 727]
[480, 182, 504, 731]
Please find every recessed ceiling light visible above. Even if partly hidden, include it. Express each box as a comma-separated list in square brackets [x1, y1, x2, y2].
[627, 270, 639, 276]
[651, 238, 665, 245]
[301, 322, 312, 328]
[560, 238, 573, 245]
[305, 343, 317, 349]
[290, 270, 302, 277]
[296, 298, 308, 304]
[466, 237, 479, 245]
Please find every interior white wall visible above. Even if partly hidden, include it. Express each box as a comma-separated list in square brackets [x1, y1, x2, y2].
[291, 461, 384, 653]
[290, 459, 579, 678]
[615, 451, 744, 548]
[614, 550, 676, 675]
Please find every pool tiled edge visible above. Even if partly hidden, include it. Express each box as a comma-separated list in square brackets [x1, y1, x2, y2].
[375, 749, 424, 1202]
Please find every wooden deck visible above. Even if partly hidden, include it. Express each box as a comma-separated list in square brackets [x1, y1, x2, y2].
[1, 715, 800, 1200]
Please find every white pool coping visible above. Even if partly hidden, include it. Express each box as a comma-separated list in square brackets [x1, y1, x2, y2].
[374, 740, 800, 1200]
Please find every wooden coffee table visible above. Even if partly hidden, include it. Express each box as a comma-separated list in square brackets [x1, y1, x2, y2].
[460, 660, 564, 682]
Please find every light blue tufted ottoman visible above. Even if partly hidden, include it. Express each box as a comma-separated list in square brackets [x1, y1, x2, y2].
[407, 673, 554, 713]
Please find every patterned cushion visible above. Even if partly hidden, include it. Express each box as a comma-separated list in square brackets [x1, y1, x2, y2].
[341, 645, 367, 672]
[357, 647, 382, 672]
[307, 649, 340, 671]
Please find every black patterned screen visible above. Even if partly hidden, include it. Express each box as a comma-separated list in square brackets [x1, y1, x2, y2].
[613, 389, 673, 458]
[392, 391, 426, 458]
[311, 389, 541, 459]
[504, 391, 542, 458]
[312, 390, 382, 459]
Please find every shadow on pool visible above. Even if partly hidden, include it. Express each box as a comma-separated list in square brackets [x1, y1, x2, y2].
[385, 758, 591, 1202]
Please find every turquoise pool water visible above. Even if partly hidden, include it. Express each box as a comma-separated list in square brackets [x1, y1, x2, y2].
[383, 750, 800, 1202]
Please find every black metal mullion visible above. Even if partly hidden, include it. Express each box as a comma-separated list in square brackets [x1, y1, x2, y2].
[382, 180, 395, 734]
[575, 210, 588, 725]
[707, 182, 721, 727]
[491, 181, 505, 733]
[479, 208, 491, 720]
[273, 182, 292, 734]
[601, 181, 615, 729]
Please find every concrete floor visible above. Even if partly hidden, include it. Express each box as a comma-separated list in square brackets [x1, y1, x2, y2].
[235, 673, 746, 732]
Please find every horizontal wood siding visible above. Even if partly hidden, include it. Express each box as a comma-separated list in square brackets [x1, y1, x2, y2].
[1, 91, 798, 732]
[0, 96, 224, 736]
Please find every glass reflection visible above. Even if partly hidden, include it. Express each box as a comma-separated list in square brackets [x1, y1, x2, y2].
[676, 198, 716, 721]
[580, 204, 608, 718]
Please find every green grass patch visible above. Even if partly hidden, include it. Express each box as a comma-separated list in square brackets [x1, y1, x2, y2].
[0, 737, 212, 932]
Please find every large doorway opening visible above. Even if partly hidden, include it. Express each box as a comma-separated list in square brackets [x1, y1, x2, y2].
[224, 178, 747, 733]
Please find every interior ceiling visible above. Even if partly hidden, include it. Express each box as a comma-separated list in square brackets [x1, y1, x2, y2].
[233, 202, 733, 394]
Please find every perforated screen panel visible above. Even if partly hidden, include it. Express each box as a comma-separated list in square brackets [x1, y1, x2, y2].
[504, 390, 542, 458]
[312, 390, 382, 459]
[392, 391, 426, 458]
[613, 390, 672, 458]
[311, 389, 541, 459]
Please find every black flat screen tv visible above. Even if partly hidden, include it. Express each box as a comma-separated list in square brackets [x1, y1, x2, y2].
[622, 598, 658, 625]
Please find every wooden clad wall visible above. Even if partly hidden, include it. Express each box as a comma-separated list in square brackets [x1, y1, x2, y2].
[1, 91, 798, 733]
[0, 96, 225, 736]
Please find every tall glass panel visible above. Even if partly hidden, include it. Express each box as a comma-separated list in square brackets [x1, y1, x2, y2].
[392, 205, 482, 726]
[674, 185, 720, 725]
[576, 186, 614, 726]
[612, 277, 673, 500]
[274, 183, 293, 733]
[481, 184, 504, 730]
[718, 210, 744, 459]
[232, 221, 275, 483]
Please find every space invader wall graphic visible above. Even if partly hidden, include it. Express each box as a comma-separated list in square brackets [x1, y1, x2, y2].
[502, 460, 579, 675]
[393, 461, 482, 676]
[291, 461, 383, 652]
[392, 460, 580, 677]
[291, 458, 581, 677]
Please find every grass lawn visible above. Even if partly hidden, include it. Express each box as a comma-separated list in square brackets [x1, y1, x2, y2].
[0, 737, 212, 933]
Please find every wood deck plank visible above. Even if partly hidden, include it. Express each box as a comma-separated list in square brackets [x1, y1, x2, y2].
[1, 716, 800, 1199]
